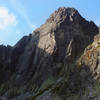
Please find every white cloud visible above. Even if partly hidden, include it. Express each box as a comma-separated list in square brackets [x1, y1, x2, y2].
[0, 7, 17, 30]
[9, 0, 37, 31]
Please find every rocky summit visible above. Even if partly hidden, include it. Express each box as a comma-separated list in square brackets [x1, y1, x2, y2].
[0, 7, 100, 100]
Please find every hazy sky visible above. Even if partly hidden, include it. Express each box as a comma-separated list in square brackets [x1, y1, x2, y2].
[0, 0, 100, 45]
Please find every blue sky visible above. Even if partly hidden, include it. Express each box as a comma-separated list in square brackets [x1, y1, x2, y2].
[0, 0, 100, 46]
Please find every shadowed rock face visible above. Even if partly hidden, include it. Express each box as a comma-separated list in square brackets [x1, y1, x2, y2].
[35, 7, 98, 62]
[0, 45, 12, 62]
[0, 7, 99, 100]
[13, 7, 98, 85]
[0, 7, 98, 84]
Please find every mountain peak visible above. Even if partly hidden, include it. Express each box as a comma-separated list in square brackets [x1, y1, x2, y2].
[46, 7, 79, 23]
[0, 7, 99, 100]
[57, 7, 78, 14]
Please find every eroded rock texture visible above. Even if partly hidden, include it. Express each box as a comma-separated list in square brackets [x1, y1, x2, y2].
[0, 7, 99, 100]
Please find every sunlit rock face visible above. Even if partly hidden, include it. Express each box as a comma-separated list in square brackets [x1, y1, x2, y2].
[0, 7, 99, 100]
[0, 7, 99, 84]
[33, 7, 98, 63]
[15, 7, 98, 83]
[79, 34, 100, 80]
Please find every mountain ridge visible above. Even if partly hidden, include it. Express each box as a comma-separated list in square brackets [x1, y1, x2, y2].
[0, 7, 99, 100]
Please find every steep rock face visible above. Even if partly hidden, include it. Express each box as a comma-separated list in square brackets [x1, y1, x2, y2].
[79, 34, 100, 80]
[0, 35, 32, 84]
[0, 45, 12, 84]
[0, 7, 98, 85]
[0, 7, 99, 100]
[0, 45, 12, 63]
[10, 34, 32, 71]
[14, 7, 98, 85]
[36, 7, 98, 62]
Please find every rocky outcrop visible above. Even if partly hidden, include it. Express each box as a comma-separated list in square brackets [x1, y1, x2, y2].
[36, 7, 98, 62]
[0, 45, 12, 84]
[15, 7, 98, 85]
[0, 45, 12, 63]
[0, 7, 99, 100]
[79, 34, 100, 80]
[0, 35, 32, 84]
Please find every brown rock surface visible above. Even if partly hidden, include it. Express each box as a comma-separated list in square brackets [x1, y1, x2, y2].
[0, 7, 99, 100]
